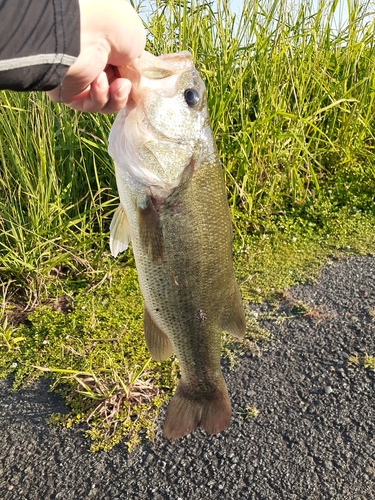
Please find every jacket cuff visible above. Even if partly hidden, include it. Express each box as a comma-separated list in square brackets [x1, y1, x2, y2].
[0, 0, 80, 91]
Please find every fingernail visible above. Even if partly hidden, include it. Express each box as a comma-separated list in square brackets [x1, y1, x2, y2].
[97, 72, 107, 92]
[117, 81, 131, 100]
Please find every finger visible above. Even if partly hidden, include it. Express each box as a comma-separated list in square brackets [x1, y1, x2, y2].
[46, 86, 60, 103]
[46, 69, 107, 106]
[105, 65, 116, 85]
[83, 72, 110, 112]
[99, 78, 131, 114]
[58, 76, 131, 114]
[65, 72, 109, 112]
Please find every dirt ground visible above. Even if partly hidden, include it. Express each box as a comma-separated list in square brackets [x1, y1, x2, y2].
[0, 255, 374, 499]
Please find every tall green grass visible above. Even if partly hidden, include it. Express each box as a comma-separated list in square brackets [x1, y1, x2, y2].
[1, 0, 375, 295]
[0, 93, 117, 299]
[147, 0, 375, 220]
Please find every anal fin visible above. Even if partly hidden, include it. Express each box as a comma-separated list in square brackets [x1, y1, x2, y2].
[220, 284, 246, 338]
[144, 307, 173, 361]
[110, 204, 131, 258]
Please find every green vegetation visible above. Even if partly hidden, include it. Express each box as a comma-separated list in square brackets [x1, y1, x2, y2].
[1, 265, 178, 451]
[1, 0, 375, 449]
[363, 355, 375, 369]
[348, 352, 375, 370]
[237, 405, 260, 420]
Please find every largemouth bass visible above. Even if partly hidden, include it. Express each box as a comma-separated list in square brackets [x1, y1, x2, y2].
[108, 51, 246, 440]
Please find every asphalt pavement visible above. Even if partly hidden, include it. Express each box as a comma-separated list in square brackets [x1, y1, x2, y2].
[0, 255, 374, 499]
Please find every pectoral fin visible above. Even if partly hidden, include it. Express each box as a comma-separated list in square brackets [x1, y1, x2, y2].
[110, 204, 131, 258]
[138, 195, 164, 264]
[220, 284, 246, 338]
[144, 307, 173, 361]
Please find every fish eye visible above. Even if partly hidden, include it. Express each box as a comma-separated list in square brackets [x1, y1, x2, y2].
[184, 88, 200, 107]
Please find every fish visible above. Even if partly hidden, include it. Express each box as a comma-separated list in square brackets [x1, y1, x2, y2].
[108, 51, 246, 440]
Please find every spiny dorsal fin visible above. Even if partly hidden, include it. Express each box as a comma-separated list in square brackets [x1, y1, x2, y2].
[144, 307, 173, 361]
[220, 284, 246, 338]
[110, 204, 131, 258]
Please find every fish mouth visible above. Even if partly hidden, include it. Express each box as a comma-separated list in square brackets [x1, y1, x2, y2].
[110, 50, 208, 194]
[120, 51, 196, 90]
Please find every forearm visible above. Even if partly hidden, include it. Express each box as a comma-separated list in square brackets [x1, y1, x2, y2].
[0, 0, 80, 91]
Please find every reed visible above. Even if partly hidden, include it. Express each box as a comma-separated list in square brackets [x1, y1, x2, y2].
[1, 1, 375, 295]
[1, 0, 375, 293]
[146, 0, 375, 221]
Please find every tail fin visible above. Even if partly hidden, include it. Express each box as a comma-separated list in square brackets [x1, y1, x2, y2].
[163, 379, 231, 440]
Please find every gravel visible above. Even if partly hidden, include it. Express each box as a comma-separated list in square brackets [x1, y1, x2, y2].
[0, 255, 374, 499]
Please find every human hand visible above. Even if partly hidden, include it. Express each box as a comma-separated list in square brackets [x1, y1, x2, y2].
[47, 0, 145, 114]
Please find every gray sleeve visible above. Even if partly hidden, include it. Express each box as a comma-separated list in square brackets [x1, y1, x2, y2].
[0, 0, 80, 91]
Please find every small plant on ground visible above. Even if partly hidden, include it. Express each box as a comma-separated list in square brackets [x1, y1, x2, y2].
[237, 406, 260, 420]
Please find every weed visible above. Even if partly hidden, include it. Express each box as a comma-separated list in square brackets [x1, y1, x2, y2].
[348, 353, 375, 370]
[0, 318, 25, 353]
[363, 355, 375, 370]
[348, 353, 360, 366]
[2, 267, 178, 451]
[237, 406, 260, 420]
